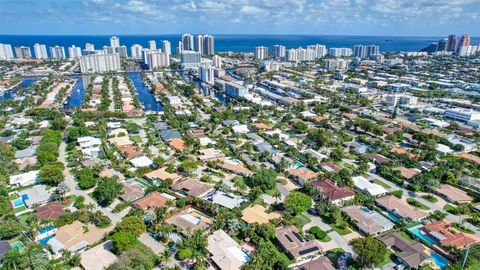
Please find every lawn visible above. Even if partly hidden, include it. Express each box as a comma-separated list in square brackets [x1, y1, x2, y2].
[452, 223, 475, 234]
[398, 230, 414, 241]
[372, 179, 390, 189]
[421, 194, 438, 203]
[330, 223, 352, 235]
[291, 213, 311, 230]
[406, 198, 430, 210]
[443, 204, 458, 214]
[130, 135, 142, 144]
[14, 205, 27, 213]
[381, 249, 395, 266]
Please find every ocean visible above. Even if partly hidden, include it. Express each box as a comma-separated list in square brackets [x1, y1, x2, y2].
[1, 34, 478, 54]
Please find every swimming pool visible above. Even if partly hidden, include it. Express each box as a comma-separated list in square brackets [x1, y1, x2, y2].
[431, 253, 449, 269]
[386, 212, 401, 222]
[38, 225, 56, 234]
[38, 235, 55, 246]
[11, 198, 24, 208]
[408, 227, 438, 245]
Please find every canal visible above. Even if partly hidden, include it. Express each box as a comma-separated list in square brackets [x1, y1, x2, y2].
[64, 75, 90, 109]
[127, 72, 162, 111]
[0, 77, 37, 101]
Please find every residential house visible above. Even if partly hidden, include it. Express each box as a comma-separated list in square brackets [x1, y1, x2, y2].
[203, 190, 246, 210]
[319, 162, 341, 174]
[144, 167, 182, 182]
[117, 145, 143, 159]
[207, 230, 251, 270]
[36, 201, 64, 219]
[129, 156, 153, 168]
[275, 226, 323, 262]
[0, 241, 11, 263]
[158, 129, 181, 142]
[346, 141, 369, 154]
[120, 180, 145, 202]
[132, 191, 174, 211]
[165, 206, 212, 233]
[77, 136, 102, 157]
[171, 178, 215, 197]
[288, 167, 319, 186]
[219, 159, 253, 176]
[424, 220, 476, 249]
[342, 206, 394, 236]
[434, 184, 472, 204]
[352, 176, 387, 197]
[169, 138, 185, 151]
[379, 233, 431, 269]
[232, 124, 249, 134]
[17, 185, 50, 207]
[108, 136, 132, 148]
[455, 153, 480, 165]
[14, 145, 37, 159]
[296, 257, 335, 270]
[458, 176, 480, 192]
[47, 221, 110, 255]
[310, 179, 355, 205]
[375, 195, 428, 221]
[9, 170, 39, 187]
[80, 241, 118, 270]
[394, 166, 421, 180]
[198, 148, 225, 162]
[241, 205, 281, 225]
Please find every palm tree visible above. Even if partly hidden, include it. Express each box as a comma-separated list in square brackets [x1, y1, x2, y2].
[272, 189, 282, 203]
[161, 249, 173, 266]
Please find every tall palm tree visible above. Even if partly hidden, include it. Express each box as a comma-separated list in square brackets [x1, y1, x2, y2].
[161, 249, 173, 266]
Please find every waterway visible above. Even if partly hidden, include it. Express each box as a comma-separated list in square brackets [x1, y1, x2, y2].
[127, 72, 162, 111]
[64, 75, 90, 109]
[0, 77, 37, 101]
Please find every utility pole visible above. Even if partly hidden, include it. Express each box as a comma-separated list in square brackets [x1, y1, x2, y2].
[461, 245, 471, 270]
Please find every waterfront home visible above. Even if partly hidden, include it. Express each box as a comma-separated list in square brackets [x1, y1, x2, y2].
[342, 206, 394, 236]
[375, 195, 428, 221]
[379, 233, 431, 269]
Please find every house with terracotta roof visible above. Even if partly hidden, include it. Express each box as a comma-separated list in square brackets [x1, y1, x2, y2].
[241, 205, 281, 225]
[318, 162, 341, 174]
[297, 256, 335, 270]
[288, 167, 319, 186]
[117, 145, 143, 159]
[219, 159, 253, 176]
[379, 233, 431, 269]
[394, 166, 421, 180]
[36, 201, 64, 220]
[310, 179, 355, 205]
[169, 138, 185, 151]
[455, 153, 480, 165]
[342, 206, 394, 236]
[423, 220, 476, 249]
[132, 191, 175, 211]
[275, 225, 323, 263]
[198, 148, 225, 162]
[144, 167, 182, 182]
[434, 184, 472, 204]
[165, 206, 212, 234]
[120, 180, 145, 202]
[391, 146, 417, 159]
[171, 178, 215, 198]
[375, 195, 428, 221]
[252, 122, 273, 130]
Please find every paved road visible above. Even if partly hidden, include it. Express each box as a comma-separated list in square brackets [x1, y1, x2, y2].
[108, 78, 115, 112]
[368, 172, 480, 233]
[305, 212, 353, 254]
[60, 141, 184, 268]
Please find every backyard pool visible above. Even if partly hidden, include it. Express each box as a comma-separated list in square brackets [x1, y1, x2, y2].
[386, 212, 401, 222]
[11, 198, 24, 208]
[38, 235, 55, 246]
[408, 227, 438, 245]
[38, 225, 56, 235]
[431, 253, 449, 269]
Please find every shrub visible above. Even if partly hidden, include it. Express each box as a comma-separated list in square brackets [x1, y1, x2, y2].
[310, 226, 327, 240]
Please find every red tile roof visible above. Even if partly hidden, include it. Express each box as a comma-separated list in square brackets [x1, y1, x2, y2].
[36, 201, 64, 219]
[118, 145, 144, 159]
[424, 220, 476, 249]
[310, 179, 355, 202]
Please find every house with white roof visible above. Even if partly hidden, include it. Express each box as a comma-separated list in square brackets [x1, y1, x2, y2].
[232, 124, 249, 134]
[130, 156, 153, 168]
[352, 176, 388, 197]
[203, 190, 246, 210]
[77, 136, 102, 157]
[207, 230, 250, 270]
[9, 170, 39, 187]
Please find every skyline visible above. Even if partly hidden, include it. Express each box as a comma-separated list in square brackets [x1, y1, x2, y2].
[1, 0, 480, 36]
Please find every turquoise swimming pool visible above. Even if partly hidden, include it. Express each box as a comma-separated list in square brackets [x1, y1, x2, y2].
[431, 253, 449, 269]
[408, 227, 438, 245]
[38, 235, 55, 246]
[11, 198, 24, 208]
[386, 212, 400, 222]
[38, 225, 56, 234]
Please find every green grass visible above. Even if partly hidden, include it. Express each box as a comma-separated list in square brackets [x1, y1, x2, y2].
[421, 194, 438, 203]
[452, 223, 475, 234]
[443, 204, 457, 214]
[381, 249, 394, 266]
[14, 205, 27, 213]
[330, 223, 352, 235]
[397, 230, 414, 241]
[389, 190, 403, 198]
[130, 135, 142, 144]
[291, 213, 311, 229]
[406, 198, 430, 210]
[18, 213, 33, 226]
[372, 179, 390, 189]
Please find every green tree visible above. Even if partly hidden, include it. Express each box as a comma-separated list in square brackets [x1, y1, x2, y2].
[284, 191, 312, 215]
[93, 177, 122, 206]
[116, 216, 146, 237]
[111, 231, 138, 252]
[39, 162, 65, 185]
[350, 237, 387, 268]
[245, 168, 277, 192]
[77, 168, 97, 189]
[108, 245, 157, 270]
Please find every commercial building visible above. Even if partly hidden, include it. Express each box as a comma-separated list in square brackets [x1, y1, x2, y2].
[110, 36, 120, 48]
[68, 45, 82, 59]
[162, 40, 171, 55]
[444, 108, 480, 122]
[199, 65, 215, 84]
[15, 46, 32, 59]
[325, 59, 348, 70]
[130, 44, 143, 59]
[224, 81, 248, 98]
[33, 43, 48, 59]
[115, 45, 128, 58]
[328, 47, 352, 57]
[180, 50, 201, 69]
[144, 50, 169, 70]
[50, 46, 66, 60]
[0, 43, 14, 60]
[272, 44, 286, 59]
[182, 33, 194, 51]
[148, 40, 156, 50]
[254, 46, 268, 60]
[79, 52, 121, 73]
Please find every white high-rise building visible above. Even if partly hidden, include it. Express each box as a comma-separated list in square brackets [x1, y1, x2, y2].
[0, 43, 14, 60]
[144, 50, 170, 70]
[68, 45, 82, 59]
[110, 36, 120, 48]
[15, 46, 32, 59]
[272, 45, 286, 59]
[296, 47, 316, 62]
[80, 52, 121, 73]
[148, 40, 156, 50]
[131, 44, 143, 59]
[254, 46, 268, 60]
[353, 45, 380, 58]
[182, 34, 194, 51]
[50, 46, 66, 60]
[329, 48, 352, 57]
[199, 65, 215, 84]
[115, 46, 128, 58]
[325, 59, 348, 70]
[196, 35, 204, 54]
[162, 40, 171, 55]
[177, 41, 184, 54]
[180, 50, 201, 69]
[33, 43, 48, 59]
[213, 55, 222, 68]
[85, 43, 95, 51]
[203, 35, 214, 56]
[307, 44, 327, 59]
[286, 49, 297, 62]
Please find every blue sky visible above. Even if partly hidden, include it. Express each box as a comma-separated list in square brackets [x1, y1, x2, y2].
[1, 0, 480, 36]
